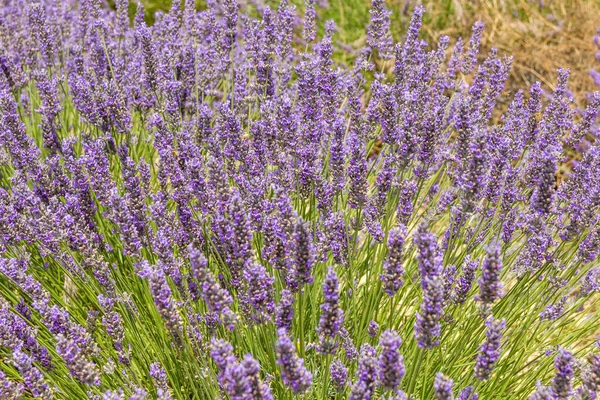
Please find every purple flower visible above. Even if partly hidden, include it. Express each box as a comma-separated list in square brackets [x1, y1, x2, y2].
[331, 358, 348, 392]
[140, 263, 183, 335]
[347, 131, 368, 209]
[414, 224, 444, 287]
[303, 0, 316, 43]
[12, 350, 51, 398]
[55, 334, 101, 386]
[474, 317, 505, 380]
[380, 225, 407, 296]
[367, 0, 393, 59]
[241, 354, 274, 400]
[414, 224, 444, 349]
[368, 321, 379, 338]
[340, 327, 359, 362]
[288, 220, 314, 291]
[210, 339, 253, 399]
[453, 256, 478, 305]
[476, 242, 503, 308]
[458, 386, 478, 400]
[461, 21, 485, 74]
[530, 152, 556, 216]
[276, 328, 312, 394]
[189, 247, 236, 330]
[582, 353, 600, 395]
[378, 330, 405, 393]
[530, 382, 554, 400]
[275, 290, 295, 332]
[540, 296, 567, 321]
[0, 370, 24, 399]
[442, 265, 458, 305]
[242, 263, 275, 323]
[552, 347, 575, 400]
[350, 344, 378, 400]
[433, 372, 454, 400]
[150, 362, 171, 397]
[317, 267, 344, 353]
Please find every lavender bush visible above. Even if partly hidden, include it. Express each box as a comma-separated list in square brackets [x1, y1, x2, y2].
[0, 0, 599, 399]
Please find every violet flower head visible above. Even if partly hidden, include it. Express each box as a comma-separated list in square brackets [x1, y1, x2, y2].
[582, 353, 600, 395]
[55, 334, 101, 386]
[367, 0, 393, 59]
[241, 354, 274, 400]
[539, 296, 567, 321]
[317, 267, 344, 354]
[347, 131, 368, 209]
[275, 290, 295, 332]
[0, 370, 24, 399]
[378, 329, 405, 393]
[453, 256, 478, 305]
[442, 265, 457, 305]
[350, 344, 378, 400]
[552, 347, 575, 400]
[340, 327, 359, 362]
[210, 339, 252, 400]
[303, 0, 316, 43]
[143, 263, 183, 335]
[189, 247, 236, 329]
[414, 275, 444, 349]
[476, 242, 503, 308]
[243, 263, 275, 323]
[137, 24, 159, 91]
[529, 382, 554, 400]
[461, 21, 484, 74]
[433, 372, 454, 400]
[458, 386, 479, 400]
[12, 350, 51, 398]
[210, 339, 236, 371]
[150, 362, 170, 394]
[276, 328, 312, 394]
[530, 151, 556, 217]
[28, 3, 56, 64]
[290, 220, 314, 291]
[331, 358, 348, 392]
[368, 320, 379, 338]
[414, 223, 443, 286]
[474, 317, 505, 380]
[380, 225, 407, 296]
[414, 224, 444, 349]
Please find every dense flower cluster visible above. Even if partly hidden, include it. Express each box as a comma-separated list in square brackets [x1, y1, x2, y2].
[0, 0, 599, 398]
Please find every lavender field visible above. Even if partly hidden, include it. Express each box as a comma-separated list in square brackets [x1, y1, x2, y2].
[0, 0, 600, 399]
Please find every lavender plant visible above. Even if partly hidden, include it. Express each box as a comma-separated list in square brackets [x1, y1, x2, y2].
[0, 0, 599, 399]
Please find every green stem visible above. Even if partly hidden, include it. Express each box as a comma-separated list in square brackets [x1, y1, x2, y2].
[321, 355, 332, 399]
[407, 348, 425, 395]
[298, 290, 305, 358]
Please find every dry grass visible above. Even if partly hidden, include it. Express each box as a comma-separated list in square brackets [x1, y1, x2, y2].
[407, 0, 600, 102]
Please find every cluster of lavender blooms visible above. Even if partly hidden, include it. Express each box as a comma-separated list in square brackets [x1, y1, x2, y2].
[0, 0, 600, 398]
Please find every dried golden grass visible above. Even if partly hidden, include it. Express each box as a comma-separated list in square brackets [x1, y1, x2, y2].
[412, 0, 600, 102]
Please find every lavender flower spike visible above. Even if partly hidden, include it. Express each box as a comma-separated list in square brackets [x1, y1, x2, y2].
[458, 386, 479, 400]
[378, 329, 405, 393]
[331, 358, 348, 393]
[552, 347, 575, 400]
[317, 267, 344, 354]
[434, 372, 455, 400]
[276, 328, 312, 394]
[275, 290, 295, 332]
[474, 317, 506, 380]
[476, 242, 503, 308]
[350, 344, 378, 400]
[380, 225, 407, 296]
